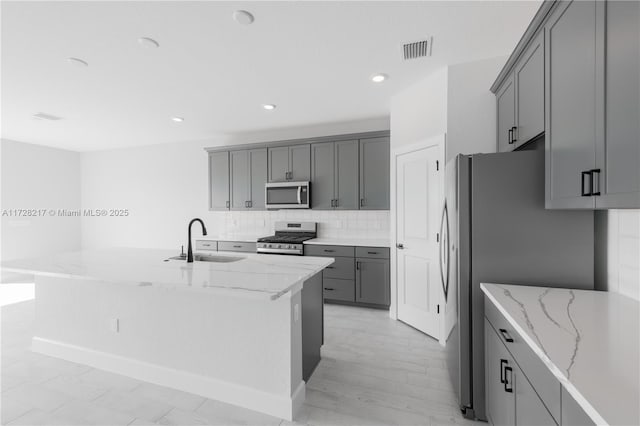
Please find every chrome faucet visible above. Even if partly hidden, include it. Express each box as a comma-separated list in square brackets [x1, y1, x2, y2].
[187, 218, 207, 263]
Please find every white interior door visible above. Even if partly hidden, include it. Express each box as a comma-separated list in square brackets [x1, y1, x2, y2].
[396, 142, 442, 339]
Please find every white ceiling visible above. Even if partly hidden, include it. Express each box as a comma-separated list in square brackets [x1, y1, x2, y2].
[1, 1, 540, 151]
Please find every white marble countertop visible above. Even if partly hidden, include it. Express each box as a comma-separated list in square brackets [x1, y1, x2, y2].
[481, 283, 639, 426]
[197, 234, 392, 248]
[197, 234, 267, 243]
[303, 238, 391, 248]
[1, 248, 333, 300]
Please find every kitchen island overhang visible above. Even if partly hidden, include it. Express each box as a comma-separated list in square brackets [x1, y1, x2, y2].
[1, 248, 334, 421]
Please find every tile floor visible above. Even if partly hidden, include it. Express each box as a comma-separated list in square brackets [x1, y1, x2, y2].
[1, 300, 483, 425]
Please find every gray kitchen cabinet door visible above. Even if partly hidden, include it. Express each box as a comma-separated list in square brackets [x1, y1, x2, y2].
[514, 362, 556, 426]
[514, 31, 545, 148]
[249, 148, 267, 210]
[596, 0, 640, 208]
[334, 140, 359, 210]
[544, 0, 602, 209]
[229, 150, 250, 210]
[561, 387, 595, 426]
[290, 144, 311, 182]
[359, 137, 390, 210]
[267, 146, 290, 183]
[496, 75, 516, 152]
[209, 151, 230, 211]
[356, 258, 389, 306]
[485, 320, 515, 426]
[310, 142, 335, 210]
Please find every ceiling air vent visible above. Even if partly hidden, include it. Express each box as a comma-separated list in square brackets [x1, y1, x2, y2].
[403, 37, 433, 60]
[32, 112, 62, 121]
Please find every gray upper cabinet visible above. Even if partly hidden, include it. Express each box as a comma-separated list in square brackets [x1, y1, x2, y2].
[206, 131, 390, 211]
[356, 257, 389, 306]
[209, 151, 230, 211]
[596, 0, 640, 208]
[514, 31, 544, 147]
[230, 148, 267, 210]
[290, 144, 311, 182]
[267, 146, 290, 183]
[497, 75, 516, 153]
[544, 0, 601, 209]
[359, 137, 390, 210]
[230, 150, 250, 210]
[249, 149, 268, 210]
[310, 142, 335, 210]
[334, 140, 359, 210]
[311, 140, 359, 210]
[268, 144, 310, 183]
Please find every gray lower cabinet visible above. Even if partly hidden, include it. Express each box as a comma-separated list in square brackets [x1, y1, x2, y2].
[544, 0, 602, 209]
[230, 148, 267, 210]
[561, 388, 595, 426]
[359, 137, 390, 210]
[268, 144, 310, 183]
[355, 257, 389, 306]
[485, 320, 515, 426]
[209, 151, 230, 210]
[485, 319, 557, 426]
[596, 0, 640, 208]
[306, 244, 389, 308]
[311, 140, 359, 210]
[497, 75, 516, 153]
[217, 241, 256, 253]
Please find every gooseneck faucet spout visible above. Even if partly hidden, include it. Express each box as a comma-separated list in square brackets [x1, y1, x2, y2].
[187, 218, 208, 263]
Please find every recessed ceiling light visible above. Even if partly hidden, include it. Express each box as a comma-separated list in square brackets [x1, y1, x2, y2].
[67, 57, 88, 68]
[33, 112, 62, 121]
[371, 73, 388, 83]
[262, 104, 276, 110]
[233, 10, 255, 25]
[171, 117, 184, 122]
[138, 37, 160, 48]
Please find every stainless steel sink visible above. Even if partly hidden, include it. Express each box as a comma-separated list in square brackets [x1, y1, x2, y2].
[168, 254, 245, 263]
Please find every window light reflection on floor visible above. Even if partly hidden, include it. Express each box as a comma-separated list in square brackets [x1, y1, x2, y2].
[0, 283, 35, 307]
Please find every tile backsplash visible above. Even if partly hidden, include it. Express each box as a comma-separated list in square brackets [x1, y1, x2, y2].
[606, 209, 640, 301]
[207, 210, 390, 240]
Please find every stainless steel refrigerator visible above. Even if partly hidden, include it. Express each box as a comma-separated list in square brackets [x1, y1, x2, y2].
[442, 150, 594, 421]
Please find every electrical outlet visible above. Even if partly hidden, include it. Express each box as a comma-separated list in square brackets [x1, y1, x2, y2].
[110, 318, 119, 333]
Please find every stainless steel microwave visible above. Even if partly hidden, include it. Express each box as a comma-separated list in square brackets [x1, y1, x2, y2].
[265, 181, 311, 209]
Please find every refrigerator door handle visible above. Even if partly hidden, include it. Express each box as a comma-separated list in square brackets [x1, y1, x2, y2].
[439, 201, 450, 302]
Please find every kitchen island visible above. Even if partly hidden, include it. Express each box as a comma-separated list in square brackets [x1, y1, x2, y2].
[1, 248, 334, 420]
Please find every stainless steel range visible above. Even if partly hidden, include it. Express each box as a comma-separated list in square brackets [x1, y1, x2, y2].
[256, 222, 317, 255]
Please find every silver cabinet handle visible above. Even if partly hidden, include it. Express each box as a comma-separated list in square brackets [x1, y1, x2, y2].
[396, 243, 404, 249]
[226, 201, 230, 209]
[360, 198, 364, 208]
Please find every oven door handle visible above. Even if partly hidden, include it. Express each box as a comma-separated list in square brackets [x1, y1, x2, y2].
[297, 186, 302, 204]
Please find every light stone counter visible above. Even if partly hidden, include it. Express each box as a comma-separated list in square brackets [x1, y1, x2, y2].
[1, 247, 333, 300]
[303, 237, 391, 248]
[481, 283, 639, 426]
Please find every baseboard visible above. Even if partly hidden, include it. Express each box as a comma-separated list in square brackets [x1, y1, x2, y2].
[32, 337, 303, 421]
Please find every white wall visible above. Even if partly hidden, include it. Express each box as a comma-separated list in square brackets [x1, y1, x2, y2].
[0, 139, 81, 282]
[446, 56, 507, 161]
[80, 118, 390, 251]
[390, 68, 448, 150]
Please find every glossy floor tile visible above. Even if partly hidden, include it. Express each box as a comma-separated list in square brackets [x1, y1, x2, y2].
[2, 300, 483, 425]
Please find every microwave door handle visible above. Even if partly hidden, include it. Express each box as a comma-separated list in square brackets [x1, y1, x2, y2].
[297, 186, 302, 204]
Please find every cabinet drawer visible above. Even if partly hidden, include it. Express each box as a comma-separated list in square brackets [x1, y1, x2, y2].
[323, 278, 355, 302]
[355, 246, 389, 259]
[305, 245, 354, 258]
[195, 240, 217, 251]
[218, 241, 257, 253]
[323, 257, 354, 280]
[485, 296, 561, 423]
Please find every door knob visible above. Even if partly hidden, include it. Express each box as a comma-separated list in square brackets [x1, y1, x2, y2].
[396, 243, 404, 249]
